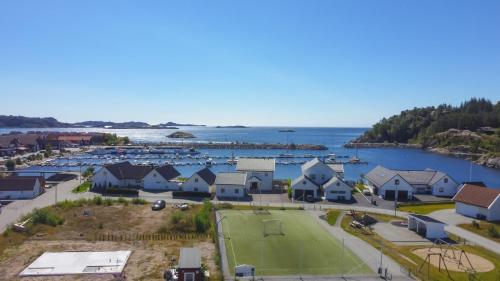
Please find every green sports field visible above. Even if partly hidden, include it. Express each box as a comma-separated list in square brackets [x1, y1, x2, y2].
[219, 210, 373, 276]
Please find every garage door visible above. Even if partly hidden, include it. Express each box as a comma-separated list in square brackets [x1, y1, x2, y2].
[384, 190, 408, 201]
[294, 189, 314, 200]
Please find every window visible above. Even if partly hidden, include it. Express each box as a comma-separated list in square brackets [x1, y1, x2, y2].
[194, 187, 198, 192]
[265, 173, 268, 177]
[302, 181, 307, 185]
[235, 189, 239, 194]
[444, 178, 448, 183]
[195, 178, 198, 183]
[336, 182, 340, 186]
[395, 179, 400, 185]
[184, 272, 195, 281]
[439, 187, 444, 192]
[321, 175, 325, 180]
[221, 188, 225, 193]
[103, 171, 107, 176]
[153, 173, 156, 177]
[311, 174, 316, 180]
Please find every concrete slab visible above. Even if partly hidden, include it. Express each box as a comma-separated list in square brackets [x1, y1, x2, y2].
[20, 251, 131, 276]
[372, 222, 432, 245]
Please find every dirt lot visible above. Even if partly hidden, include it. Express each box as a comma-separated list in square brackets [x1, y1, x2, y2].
[0, 203, 219, 281]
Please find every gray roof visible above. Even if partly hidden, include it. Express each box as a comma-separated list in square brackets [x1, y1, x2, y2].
[301, 158, 331, 173]
[364, 165, 452, 187]
[409, 214, 444, 224]
[323, 176, 349, 188]
[236, 158, 275, 172]
[179, 247, 201, 269]
[327, 163, 344, 174]
[215, 172, 247, 186]
[291, 175, 320, 188]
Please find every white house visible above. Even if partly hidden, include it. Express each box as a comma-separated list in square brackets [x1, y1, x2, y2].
[291, 175, 321, 200]
[215, 172, 247, 199]
[301, 158, 335, 186]
[143, 165, 181, 190]
[0, 176, 44, 199]
[363, 165, 459, 200]
[181, 168, 216, 193]
[453, 184, 500, 221]
[408, 214, 447, 239]
[236, 158, 275, 192]
[323, 176, 352, 201]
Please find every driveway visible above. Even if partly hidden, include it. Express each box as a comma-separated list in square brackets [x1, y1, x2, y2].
[0, 179, 89, 233]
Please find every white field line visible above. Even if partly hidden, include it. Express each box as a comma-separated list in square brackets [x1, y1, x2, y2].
[223, 217, 238, 267]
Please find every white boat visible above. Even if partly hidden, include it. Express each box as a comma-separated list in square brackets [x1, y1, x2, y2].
[278, 153, 294, 158]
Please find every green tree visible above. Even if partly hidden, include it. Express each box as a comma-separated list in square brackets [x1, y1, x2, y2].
[5, 159, 15, 171]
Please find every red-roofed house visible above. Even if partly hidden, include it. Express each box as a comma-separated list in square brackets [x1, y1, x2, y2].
[453, 184, 500, 221]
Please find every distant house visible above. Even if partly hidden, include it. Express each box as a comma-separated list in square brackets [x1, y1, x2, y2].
[177, 247, 204, 281]
[453, 184, 500, 221]
[327, 163, 345, 179]
[92, 161, 154, 189]
[301, 158, 335, 186]
[182, 168, 216, 193]
[408, 214, 447, 239]
[143, 164, 181, 190]
[0, 176, 44, 199]
[0, 133, 43, 156]
[215, 172, 247, 199]
[290, 175, 321, 200]
[236, 158, 275, 192]
[363, 165, 459, 200]
[323, 176, 352, 201]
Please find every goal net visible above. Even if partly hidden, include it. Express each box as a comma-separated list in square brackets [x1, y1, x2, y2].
[262, 219, 283, 236]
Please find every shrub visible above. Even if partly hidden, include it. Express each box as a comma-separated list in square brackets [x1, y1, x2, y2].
[472, 220, 480, 229]
[171, 211, 183, 224]
[5, 160, 15, 171]
[216, 203, 233, 210]
[92, 196, 103, 206]
[98, 222, 104, 229]
[488, 225, 500, 238]
[32, 209, 64, 227]
[131, 198, 147, 205]
[104, 187, 139, 196]
[104, 198, 114, 206]
[287, 187, 292, 198]
[117, 197, 127, 204]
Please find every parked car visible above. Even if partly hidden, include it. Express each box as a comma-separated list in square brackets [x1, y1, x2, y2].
[151, 200, 166, 211]
[363, 189, 371, 196]
[305, 194, 315, 202]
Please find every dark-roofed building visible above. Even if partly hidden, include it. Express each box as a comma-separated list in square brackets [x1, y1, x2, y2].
[363, 165, 459, 200]
[408, 214, 447, 239]
[181, 168, 216, 193]
[92, 161, 181, 190]
[0, 176, 44, 199]
[178, 247, 204, 281]
[453, 184, 500, 221]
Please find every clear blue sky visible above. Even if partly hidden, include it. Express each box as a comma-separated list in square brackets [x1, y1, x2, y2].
[1, 0, 499, 127]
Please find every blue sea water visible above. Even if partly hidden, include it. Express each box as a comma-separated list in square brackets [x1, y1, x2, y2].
[2, 127, 499, 187]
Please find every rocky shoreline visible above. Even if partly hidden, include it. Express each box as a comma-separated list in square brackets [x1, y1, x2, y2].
[344, 142, 422, 149]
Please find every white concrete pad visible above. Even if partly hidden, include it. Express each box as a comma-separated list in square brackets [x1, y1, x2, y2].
[20, 251, 131, 276]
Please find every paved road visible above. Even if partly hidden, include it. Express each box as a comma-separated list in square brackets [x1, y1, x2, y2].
[429, 209, 500, 255]
[0, 179, 90, 233]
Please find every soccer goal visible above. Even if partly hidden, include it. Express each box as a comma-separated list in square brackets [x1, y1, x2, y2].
[262, 219, 283, 236]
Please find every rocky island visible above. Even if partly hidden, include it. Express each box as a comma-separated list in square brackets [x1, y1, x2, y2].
[166, 131, 196, 139]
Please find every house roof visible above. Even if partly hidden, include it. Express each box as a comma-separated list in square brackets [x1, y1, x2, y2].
[327, 163, 344, 174]
[364, 165, 451, 187]
[236, 158, 275, 172]
[409, 214, 444, 224]
[291, 175, 320, 188]
[0, 135, 15, 148]
[323, 176, 349, 189]
[154, 165, 180, 181]
[17, 134, 41, 146]
[301, 158, 325, 172]
[0, 176, 41, 191]
[453, 184, 500, 209]
[215, 172, 247, 186]
[105, 161, 154, 180]
[195, 168, 216, 185]
[179, 247, 201, 269]
[58, 135, 92, 142]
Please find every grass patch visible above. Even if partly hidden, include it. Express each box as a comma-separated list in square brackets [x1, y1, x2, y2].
[340, 214, 500, 281]
[71, 181, 91, 193]
[326, 210, 341, 225]
[398, 202, 455, 215]
[459, 221, 500, 243]
[220, 210, 372, 276]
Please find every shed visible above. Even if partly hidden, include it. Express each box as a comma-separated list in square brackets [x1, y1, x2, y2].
[178, 247, 203, 281]
[408, 214, 447, 239]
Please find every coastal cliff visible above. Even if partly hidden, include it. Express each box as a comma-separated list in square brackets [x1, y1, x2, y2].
[348, 98, 500, 169]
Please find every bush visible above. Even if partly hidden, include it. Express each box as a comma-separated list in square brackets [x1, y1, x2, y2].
[92, 196, 103, 206]
[104, 198, 114, 206]
[488, 225, 500, 238]
[104, 187, 139, 196]
[82, 167, 95, 178]
[131, 198, 147, 205]
[5, 160, 15, 171]
[171, 211, 184, 224]
[215, 203, 233, 210]
[287, 187, 292, 199]
[472, 220, 480, 229]
[117, 197, 128, 205]
[31, 209, 64, 227]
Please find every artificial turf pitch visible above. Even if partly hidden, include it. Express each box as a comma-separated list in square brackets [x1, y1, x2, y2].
[220, 210, 373, 276]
